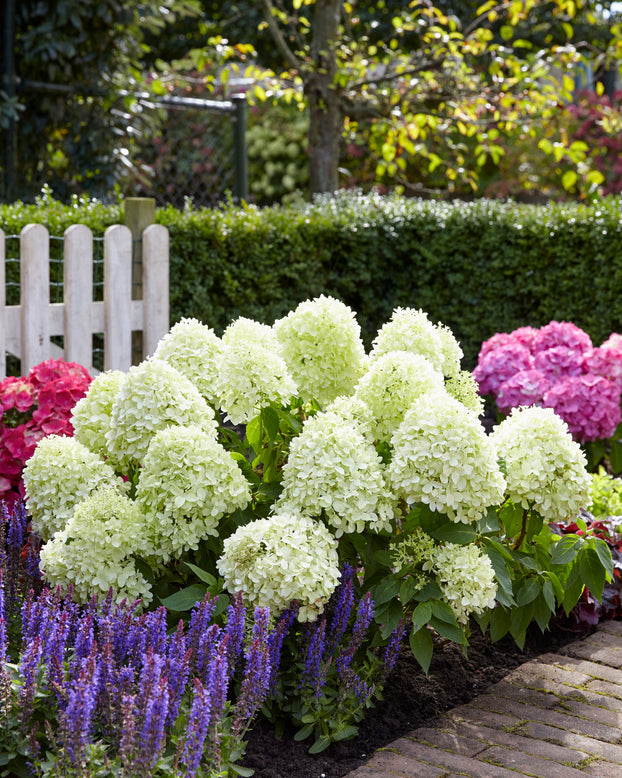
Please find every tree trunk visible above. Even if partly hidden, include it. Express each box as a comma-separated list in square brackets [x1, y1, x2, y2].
[306, 0, 342, 195]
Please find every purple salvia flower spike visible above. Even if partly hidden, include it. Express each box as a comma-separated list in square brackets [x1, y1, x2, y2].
[62, 651, 101, 766]
[136, 675, 169, 775]
[18, 634, 43, 729]
[223, 592, 246, 679]
[181, 678, 212, 778]
[327, 565, 355, 653]
[336, 592, 374, 677]
[381, 620, 406, 677]
[196, 623, 223, 684]
[187, 592, 217, 671]
[165, 620, 190, 728]
[118, 693, 138, 773]
[301, 618, 327, 694]
[267, 601, 298, 694]
[0, 570, 7, 663]
[232, 633, 272, 737]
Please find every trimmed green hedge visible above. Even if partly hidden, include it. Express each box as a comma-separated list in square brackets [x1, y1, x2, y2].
[3, 192, 622, 368]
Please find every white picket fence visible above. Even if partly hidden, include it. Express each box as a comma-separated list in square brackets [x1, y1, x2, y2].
[0, 223, 169, 379]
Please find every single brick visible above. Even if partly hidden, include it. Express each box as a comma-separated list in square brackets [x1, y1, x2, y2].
[348, 749, 448, 778]
[561, 642, 622, 668]
[505, 660, 592, 688]
[407, 727, 488, 757]
[478, 744, 595, 777]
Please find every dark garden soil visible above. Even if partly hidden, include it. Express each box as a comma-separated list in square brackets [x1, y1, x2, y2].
[241, 616, 588, 778]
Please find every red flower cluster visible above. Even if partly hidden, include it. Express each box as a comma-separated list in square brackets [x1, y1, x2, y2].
[0, 359, 92, 505]
[474, 321, 622, 443]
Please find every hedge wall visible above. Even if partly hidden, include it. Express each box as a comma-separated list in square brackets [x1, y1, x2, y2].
[3, 192, 622, 369]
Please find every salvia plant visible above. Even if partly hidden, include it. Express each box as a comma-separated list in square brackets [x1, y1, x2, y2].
[12, 298, 616, 758]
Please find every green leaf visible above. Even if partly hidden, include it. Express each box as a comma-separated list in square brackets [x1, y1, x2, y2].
[293, 724, 314, 741]
[430, 599, 458, 624]
[412, 601, 432, 630]
[609, 440, 622, 474]
[516, 577, 540, 607]
[430, 615, 465, 644]
[308, 736, 331, 753]
[562, 170, 578, 191]
[409, 625, 434, 674]
[245, 415, 261, 452]
[370, 576, 401, 605]
[159, 584, 208, 611]
[490, 606, 511, 642]
[230, 765, 255, 777]
[182, 562, 217, 587]
[591, 537, 614, 580]
[413, 579, 443, 601]
[399, 576, 420, 606]
[426, 519, 477, 545]
[261, 405, 281, 443]
[498, 502, 524, 538]
[533, 592, 553, 633]
[542, 578, 556, 612]
[550, 534, 583, 566]
[578, 547, 608, 603]
[333, 726, 359, 741]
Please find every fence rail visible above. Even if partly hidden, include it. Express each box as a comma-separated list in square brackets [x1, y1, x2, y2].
[0, 223, 169, 378]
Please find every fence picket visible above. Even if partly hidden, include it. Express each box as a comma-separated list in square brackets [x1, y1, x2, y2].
[1, 222, 169, 379]
[142, 224, 169, 357]
[64, 224, 93, 367]
[104, 225, 134, 372]
[21, 224, 50, 372]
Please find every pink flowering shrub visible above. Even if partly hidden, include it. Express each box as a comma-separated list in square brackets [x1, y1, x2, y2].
[474, 321, 622, 445]
[0, 359, 92, 505]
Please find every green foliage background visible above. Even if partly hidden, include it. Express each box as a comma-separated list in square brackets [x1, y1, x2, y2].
[2, 191, 621, 368]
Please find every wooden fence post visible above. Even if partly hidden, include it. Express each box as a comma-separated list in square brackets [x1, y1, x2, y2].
[64, 224, 93, 368]
[21, 224, 49, 372]
[125, 197, 155, 365]
[104, 225, 133, 371]
[142, 224, 169, 357]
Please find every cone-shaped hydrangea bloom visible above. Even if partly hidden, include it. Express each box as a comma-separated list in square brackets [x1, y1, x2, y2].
[277, 409, 395, 536]
[496, 369, 551, 413]
[217, 512, 340, 622]
[445, 370, 484, 415]
[370, 308, 444, 373]
[274, 295, 365, 405]
[354, 351, 446, 442]
[214, 340, 297, 425]
[325, 394, 376, 439]
[531, 320, 592, 354]
[39, 486, 153, 605]
[23, 435, 124, 541]
[424, 543, 497, 624]
[222, 316, 278, 350]
[136, 425, 251, 562]
[153, 318, 223, 406]
[543, 376, 621, 443]
[490, 406, 592, 520]
[71, 370, 125, 459]
[435, 323, 464, 378]
[106, 359, 217, 471]
[389, 393, 506, 523]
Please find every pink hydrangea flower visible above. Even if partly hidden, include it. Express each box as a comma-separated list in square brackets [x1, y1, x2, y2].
[478, 332, 516, 360]
[472, 342, 534, 396]
[508, 326, 539, 353]
[533, 346, 585, 381]
[496, 369, 551, 413]
[543, 375, 621, 442]
[0, 376, 36, 413]
[28, 358, 91, 388]
[531, 321, 592, 354]
[581, 345, 622, 390]
[603, 333, 622, 350]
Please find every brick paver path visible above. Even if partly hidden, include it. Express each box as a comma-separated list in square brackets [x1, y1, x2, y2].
[344, 620, 622, 778]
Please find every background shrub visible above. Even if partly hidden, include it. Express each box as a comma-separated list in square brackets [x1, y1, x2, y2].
[3, 192, 622, 368]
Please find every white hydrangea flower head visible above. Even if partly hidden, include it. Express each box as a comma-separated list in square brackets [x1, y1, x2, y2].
[274, 295, 366, 405]
[389, 393, 506, 523]
[136, 425, 251, 563]
[222, 316, 278, 350]
[370, 307, 444, 372]
[214, 340, 297, 425]
[424, 543, 497, 624]
[105, 358, 218, 471]
[39, 486, 153, 606]
[445, 370, 485, 415]
[490, 406, 592, 521]
[153, 317, 223, 405]
[277, 409, 396, 536]
[71, 370, 125, 459]
[354, 351, 446, 442]
[23, 435, 125, 541]
[325, 394, 376, 439]
[435, 323, 464, 379]
[217, 512, 341, 621]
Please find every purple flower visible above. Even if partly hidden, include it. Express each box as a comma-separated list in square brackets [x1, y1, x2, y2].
[187, 593, 217, 671]
[232, 614, 272, 736]
[0, 570, 7, 663]
[301, 618, 327, 694]
[136, 676, 169, 774]
[61, 651, 101, 765]
[336, 592, 374, 676]
[381, 620, 406, 677]
[267, 602, 298, 693]
[327, 565, 356, 653]
[224, 592, 246, 678]
[166, 620, 191, 727]
[181, 678, 212, 778]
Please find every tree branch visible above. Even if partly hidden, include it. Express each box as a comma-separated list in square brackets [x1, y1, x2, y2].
[260, 0, 301, 71]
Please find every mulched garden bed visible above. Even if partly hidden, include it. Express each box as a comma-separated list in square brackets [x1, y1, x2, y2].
[242, 616, 587, 778]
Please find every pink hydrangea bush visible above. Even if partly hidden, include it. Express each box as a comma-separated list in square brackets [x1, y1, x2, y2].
[0, 359, 92, 505]
[474, 321, 622, 444]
